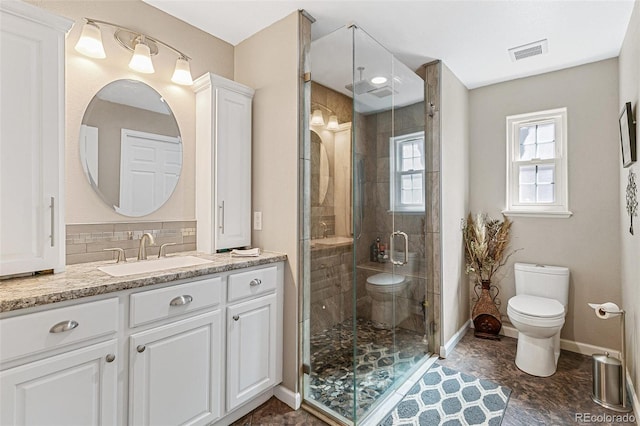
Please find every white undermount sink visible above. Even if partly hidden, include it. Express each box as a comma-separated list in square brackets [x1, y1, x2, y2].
[98, 256, 213, 277]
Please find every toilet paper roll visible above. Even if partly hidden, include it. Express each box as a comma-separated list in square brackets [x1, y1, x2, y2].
[588, 302, 622, 319]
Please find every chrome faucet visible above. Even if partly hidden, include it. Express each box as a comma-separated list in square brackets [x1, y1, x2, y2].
[319, 221, 328, 239]
[137, 233, 155, 260]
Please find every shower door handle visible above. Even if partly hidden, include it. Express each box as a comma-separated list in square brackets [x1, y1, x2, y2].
[390, 231, 409, 266]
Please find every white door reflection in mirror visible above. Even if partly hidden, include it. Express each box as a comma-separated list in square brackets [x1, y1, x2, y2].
[79, 79, 182, 217]
[117, 129, 181, 217]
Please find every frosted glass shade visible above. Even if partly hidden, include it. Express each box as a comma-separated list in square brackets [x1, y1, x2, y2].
[75, 22, 106, 59]
[327, 115, 339, 131]
[311, 109, 325, 126]
[129, 42, 154, 74]
[171, 58, 193, 86]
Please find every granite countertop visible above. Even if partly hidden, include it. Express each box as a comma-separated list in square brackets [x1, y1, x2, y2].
[0, 251, 287, 313]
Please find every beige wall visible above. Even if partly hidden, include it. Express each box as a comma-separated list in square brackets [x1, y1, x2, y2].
[27, 0, 233, 224]
[440, 63, 470, 345]
[618, 0, 640, 408]
[234, 12, 300, 393]
[469, 59, 622, 350]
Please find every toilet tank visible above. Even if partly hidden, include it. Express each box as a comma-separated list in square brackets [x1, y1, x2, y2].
[514, 263, 570, 305]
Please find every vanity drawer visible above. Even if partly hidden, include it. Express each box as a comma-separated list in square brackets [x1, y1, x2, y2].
[0, 298, 118, 364]
[130, 276, 222, 327]
[227, 266, 277, 302]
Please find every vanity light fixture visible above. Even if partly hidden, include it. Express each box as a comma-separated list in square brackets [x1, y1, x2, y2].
[74, 18, 194, 86]
[311, 103, 341, 131]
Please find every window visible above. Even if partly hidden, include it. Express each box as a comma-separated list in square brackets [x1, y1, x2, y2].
[390, 131, 425, 212]
[504, 108, 572, 218]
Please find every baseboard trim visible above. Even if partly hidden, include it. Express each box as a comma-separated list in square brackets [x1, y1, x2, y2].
[499, 325, 619, 357]
[625, 370, 640, 420]
[274, 385, 301, 410]
[440, 320, 471, 358]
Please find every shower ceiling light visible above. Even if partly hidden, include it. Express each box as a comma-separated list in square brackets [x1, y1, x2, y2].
[74, 18, 194, 86]
[371, 76, 387, 85]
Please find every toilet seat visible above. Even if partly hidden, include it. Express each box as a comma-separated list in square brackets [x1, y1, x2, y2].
[508, 295, 565, 328]
[365, 273, 407, 294]
[508, 295, 564, 318]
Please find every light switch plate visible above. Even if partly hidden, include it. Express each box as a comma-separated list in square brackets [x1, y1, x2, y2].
[253, 211, 262, 230]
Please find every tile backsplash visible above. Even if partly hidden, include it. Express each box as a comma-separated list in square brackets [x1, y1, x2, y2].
[66, 221, 196, 265]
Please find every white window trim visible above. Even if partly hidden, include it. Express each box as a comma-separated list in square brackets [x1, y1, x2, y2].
[503, 107, 572, 218]
[390, 131, 426, 213]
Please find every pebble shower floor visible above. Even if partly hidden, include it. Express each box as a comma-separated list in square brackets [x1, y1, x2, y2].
[309, 318, 429, 420]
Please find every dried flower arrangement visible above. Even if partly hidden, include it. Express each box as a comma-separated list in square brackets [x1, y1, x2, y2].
[462, 212, 518, 339]
[462, 212, 515, 286]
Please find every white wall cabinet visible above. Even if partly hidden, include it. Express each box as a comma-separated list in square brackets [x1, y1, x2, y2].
[0, 1, 71, 276]
[194, 73, 255, 253]
[0, 262, 284, 426]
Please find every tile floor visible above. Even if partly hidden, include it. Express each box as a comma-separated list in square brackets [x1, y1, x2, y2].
[308, 318, 429, 419]
[235, 329, 637, 425]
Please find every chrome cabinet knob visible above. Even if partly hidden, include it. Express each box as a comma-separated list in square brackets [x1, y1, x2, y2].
[249, 278, 262, 287]
[233, 315, 240, 321]
[105, 354, 116, 363]
[136, 345, 146, 353]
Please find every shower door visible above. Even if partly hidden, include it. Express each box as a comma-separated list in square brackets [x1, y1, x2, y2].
[303, 24, 433, 425]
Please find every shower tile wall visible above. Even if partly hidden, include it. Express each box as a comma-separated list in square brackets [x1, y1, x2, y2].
[310, 244, 353, 335]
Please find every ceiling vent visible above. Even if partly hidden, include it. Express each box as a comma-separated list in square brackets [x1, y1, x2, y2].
[508, 39, 548, 62]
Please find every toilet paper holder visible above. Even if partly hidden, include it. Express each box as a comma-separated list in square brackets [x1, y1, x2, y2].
[588, 302, 632, 412]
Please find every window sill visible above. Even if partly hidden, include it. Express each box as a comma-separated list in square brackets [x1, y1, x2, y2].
[502, 210, 573, 218]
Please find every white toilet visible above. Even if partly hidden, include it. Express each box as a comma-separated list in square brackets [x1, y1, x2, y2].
[366, 273, 410, 329]
[507, 262, 570, 377]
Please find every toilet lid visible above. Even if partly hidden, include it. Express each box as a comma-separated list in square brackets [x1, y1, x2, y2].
[367, 273, 405, 285]
[508, 295, 564, 318]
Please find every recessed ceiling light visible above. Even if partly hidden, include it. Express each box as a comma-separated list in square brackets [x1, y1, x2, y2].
[371, 76, 387, 85]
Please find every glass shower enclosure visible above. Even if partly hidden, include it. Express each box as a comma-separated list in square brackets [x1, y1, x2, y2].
[302, 24, 435, 424]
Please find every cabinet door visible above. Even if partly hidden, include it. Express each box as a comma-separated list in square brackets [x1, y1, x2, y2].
[0, 5, 68, 276]
[215, 87, 252, 250]
[226, 293, 277, 411]
[129, 311, 222, 426]
[0, 340, 118, 426]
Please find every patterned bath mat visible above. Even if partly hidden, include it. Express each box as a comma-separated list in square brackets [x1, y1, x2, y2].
[380, 364, 511, 426]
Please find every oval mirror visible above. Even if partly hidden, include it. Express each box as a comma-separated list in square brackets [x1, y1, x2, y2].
[79, 79, 182, 217]
[311, 130, 330, 206]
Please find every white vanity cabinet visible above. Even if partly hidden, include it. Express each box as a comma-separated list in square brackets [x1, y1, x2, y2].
[226, 265, 282, 411]
[0, 298, 119, 426]
[0, 261, 284, 426]
[0, 1, 71, 276]
[194, 73, 255, 253]
[128, 276, 223, 426]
